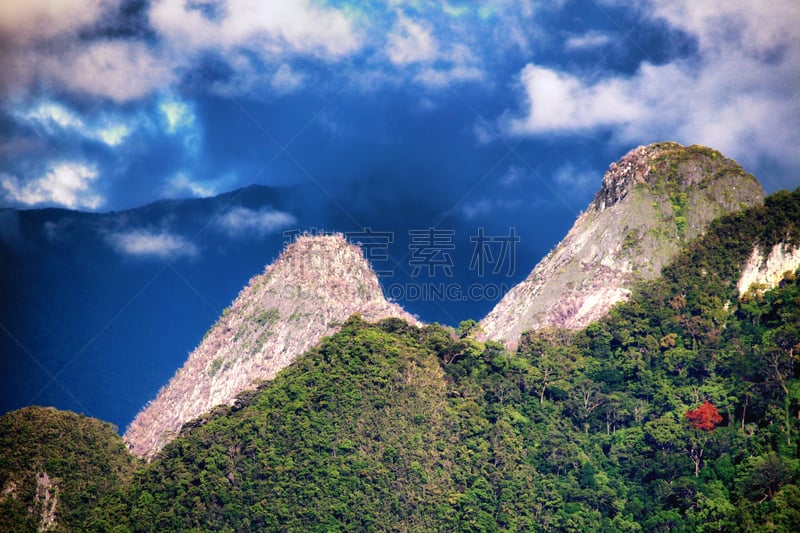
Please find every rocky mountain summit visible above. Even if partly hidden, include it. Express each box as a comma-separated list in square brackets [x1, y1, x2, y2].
[479, 142, 765, 347]
[124, 234, 417, 458]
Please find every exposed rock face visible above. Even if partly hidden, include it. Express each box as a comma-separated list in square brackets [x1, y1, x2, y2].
[34, 472, 58, 532]
[1, 470, 60, 532]
[737, 243, 800, 295]
[480, 142, 764, 347]
[124, 234, 418, 458]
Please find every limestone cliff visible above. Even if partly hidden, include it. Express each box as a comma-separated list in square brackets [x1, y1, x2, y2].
[480, 142, 764, 347]
[737, 243, 800, 296]
[124, 234, 417, 458]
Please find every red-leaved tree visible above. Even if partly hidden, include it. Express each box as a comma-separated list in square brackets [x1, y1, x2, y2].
[685, 401, 723, 431]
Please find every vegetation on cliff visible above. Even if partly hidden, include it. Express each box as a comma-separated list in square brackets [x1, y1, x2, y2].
[0, 407, 137, 532]
[124, 234, 417, 459]
[480, 142, 764, 343]
[2, 188, 798, 531]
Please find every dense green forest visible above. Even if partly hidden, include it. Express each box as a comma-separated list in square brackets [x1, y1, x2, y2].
[2, 189, 799, 531]
[0, 407, 136, 532]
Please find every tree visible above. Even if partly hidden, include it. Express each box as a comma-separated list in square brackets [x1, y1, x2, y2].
[457, 319, 481, 338]
[738, 453, 800, 503]
[570, 379, 606, 434]
[682, 402, 723, 477]
[685, 402, 723, 431]
[684, 434, 710, 478]
[518, 329, 581, 404]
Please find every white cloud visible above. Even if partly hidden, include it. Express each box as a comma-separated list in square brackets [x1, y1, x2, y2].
[386, 14, 438, 65]
[160, 99, 194, 133]
[504, 0, 800, 173]
[442, 4, 470, 18]
[163, 173, 216, 198]
[0, 162, 103, 209]
[0, 0, 118, 43]
[0, 1, 173, 102]
[5, 0, 360, 100]
[505, 64, 644, 134]
[462, 198, 494, 219]
[108, 229, 198, 258]
[2, 31, 171, 103]
[314, 111, 356, 141]
[157, 97, 201, 156]
[564, 30, 613, 50]
[644, 0, 800, 57]
[216, 206, 296, 237]
[271, 63, 306, 93]
[16, 101, 133, 146]
[149, 0, 361, 60]
[417, 98, 438, 112]
[96, 123, 131, 146]
[59, 40, 174, 102]
[0, 0, 521, 101]
[21, 102, 84, 131]
[388, 29, 484, 87]
[0, 0, 362, 101]
[415, 65, 484, 87]
[473, 121, 500, 145]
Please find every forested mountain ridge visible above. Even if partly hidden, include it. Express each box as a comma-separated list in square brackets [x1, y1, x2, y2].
[1, 187, 798, 532]
[479, 142, 764, 346]
[0, 407, 136, 532]
[114, 188, 800, 531]
[124, 234, 418, 459]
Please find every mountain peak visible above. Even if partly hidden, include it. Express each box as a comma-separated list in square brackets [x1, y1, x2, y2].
[590, 142, 747, 212]
[480, 142, 764, 346]
[591, 143, 660, 211]
[124, 233, 417, 458]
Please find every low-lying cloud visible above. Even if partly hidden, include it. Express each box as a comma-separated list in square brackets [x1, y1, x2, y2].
[216, 207, 297, 237]
[108, 229, 198, 259]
